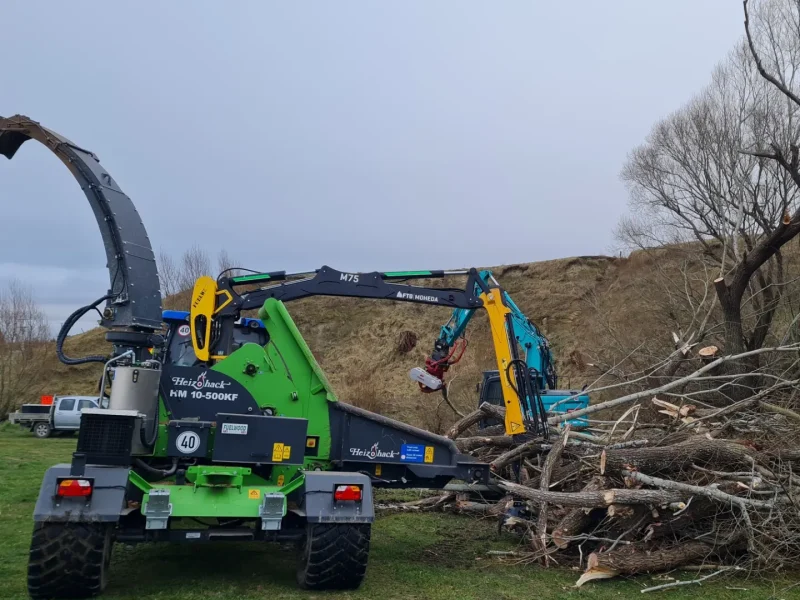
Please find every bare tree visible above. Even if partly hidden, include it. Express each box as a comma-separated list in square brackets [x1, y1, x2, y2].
[216, 249, 241, 278]
[0, 280, 51, 418]
[619, 33, 800, 383]
[157, 248, 180, 298]
[177, 245, 212, 291]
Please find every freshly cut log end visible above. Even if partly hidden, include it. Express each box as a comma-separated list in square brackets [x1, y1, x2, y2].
[574, 566, 618, 587]
[580, 541, 713, 584]
[698, 345, 719, 359]
[607, 504, 634, 519]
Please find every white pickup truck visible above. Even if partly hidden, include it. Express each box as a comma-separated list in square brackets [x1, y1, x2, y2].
[8, 396, 100, 438]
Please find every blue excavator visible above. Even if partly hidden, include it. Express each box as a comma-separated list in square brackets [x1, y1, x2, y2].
[410, 270, 589, 427]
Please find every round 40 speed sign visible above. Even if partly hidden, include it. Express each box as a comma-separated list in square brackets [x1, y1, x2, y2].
[175, 430, 201, 454]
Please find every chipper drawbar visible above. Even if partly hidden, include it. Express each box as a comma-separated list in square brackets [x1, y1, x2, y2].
[0, 115, 491, 598]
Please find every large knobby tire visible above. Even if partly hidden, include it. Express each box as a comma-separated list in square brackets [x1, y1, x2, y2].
[28, 523, 113, 599]
[33, 423, 51, 439]
[297, 523, 371, 590]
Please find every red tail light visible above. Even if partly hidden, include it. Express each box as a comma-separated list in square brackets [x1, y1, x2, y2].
[334, 485, 362, 502]
[56, 479, 93, 498]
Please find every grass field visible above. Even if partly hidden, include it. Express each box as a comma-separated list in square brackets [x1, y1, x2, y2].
[0, 425, 796, 600]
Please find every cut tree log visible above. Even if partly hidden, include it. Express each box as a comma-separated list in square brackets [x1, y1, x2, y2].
[535, 425, 570, 558]
[455, 435, 516, 452]
[479, 423, 507, 436]
[643, 497, 719, 541]
[600, 437, 757, 476]
[575, 541, 714, 586]
[446, 402, 510, 439]
[447, 408, 484, 439]
[479, 401, 506, 422]
[500, 481, 685, 508]
[381, 493, 455, 511]
[491, 438, 543, 471]
[621, 470, 778, 509]
[552, 476, 609, 549]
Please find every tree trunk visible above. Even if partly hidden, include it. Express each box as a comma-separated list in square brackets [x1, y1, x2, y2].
[552, 476, 609, 548]
[500, 481, 685, 508]
[455, 436, 516, 452]
[584, 541, 713, 577]
[600, 437, 757, 476]
[535, 426, 569, 557]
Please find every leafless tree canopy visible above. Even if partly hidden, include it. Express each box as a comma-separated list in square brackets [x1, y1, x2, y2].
[0, 280, 51, 418]
[156, 247, 242, 302]
[177, 245, 212, 292]
[157, 248, 180, 298]
[619, 4, 800, 370]
[216, 249, 242, 278]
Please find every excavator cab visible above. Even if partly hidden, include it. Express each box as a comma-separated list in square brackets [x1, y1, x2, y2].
[477, 368, 589, 428]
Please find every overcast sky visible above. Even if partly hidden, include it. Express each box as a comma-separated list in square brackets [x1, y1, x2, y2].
[1, 1, 745, 335]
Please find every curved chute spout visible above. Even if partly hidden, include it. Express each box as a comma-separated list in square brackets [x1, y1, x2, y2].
[0, 115, 163, 350]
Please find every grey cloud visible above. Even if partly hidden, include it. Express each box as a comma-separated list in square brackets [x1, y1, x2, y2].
[1, 0, 745, 328]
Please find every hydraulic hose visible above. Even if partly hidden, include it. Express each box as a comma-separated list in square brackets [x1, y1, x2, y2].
[56, 294, 114, 365]
[139, 408, 160, 449]
[506, 359, 549, 439]
[134, 458, 178, 479]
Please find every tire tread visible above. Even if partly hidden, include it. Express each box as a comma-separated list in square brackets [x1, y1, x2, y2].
[27, 523, 111, 599]
[297, 523, 370, 590]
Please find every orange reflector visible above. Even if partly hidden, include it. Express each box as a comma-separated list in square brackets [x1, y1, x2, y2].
[56, 479, 92, 498]
[334, 485, 362, 502]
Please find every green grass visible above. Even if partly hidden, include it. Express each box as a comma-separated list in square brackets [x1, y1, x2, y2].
[0, 425, 796, 599]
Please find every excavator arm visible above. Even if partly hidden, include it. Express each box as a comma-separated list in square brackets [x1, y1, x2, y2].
[426, 270, 557, 390]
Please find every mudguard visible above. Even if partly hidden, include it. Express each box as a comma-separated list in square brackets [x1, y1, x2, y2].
[33, 464, 130, 523]
[294, 471, 374, 524]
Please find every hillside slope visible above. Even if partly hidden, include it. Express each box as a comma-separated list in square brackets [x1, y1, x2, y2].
[35, 253, 671, 430]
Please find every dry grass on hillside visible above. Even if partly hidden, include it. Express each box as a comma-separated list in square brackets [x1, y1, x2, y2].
[27, 253, 688, 429]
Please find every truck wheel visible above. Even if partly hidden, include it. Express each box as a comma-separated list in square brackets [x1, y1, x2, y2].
[28, 523, 113, 599]
[296, 523, 371, 590]
[33, 423, 51, 439]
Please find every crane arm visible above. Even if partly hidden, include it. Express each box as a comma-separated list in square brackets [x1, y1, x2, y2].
[188, 266, 539, 436]
[189, 266, 487, 362]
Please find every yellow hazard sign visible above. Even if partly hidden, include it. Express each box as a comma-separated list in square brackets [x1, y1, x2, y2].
[272, 443, 284, 462]
[277, 474, 285, 486]
[248, 489, 261, 500]
[424, 446, 434, 463]
[282, 445, 292, 460]
[306, 437, 317, 448]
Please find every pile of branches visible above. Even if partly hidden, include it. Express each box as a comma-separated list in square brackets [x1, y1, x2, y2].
[384, 350, 800, 588]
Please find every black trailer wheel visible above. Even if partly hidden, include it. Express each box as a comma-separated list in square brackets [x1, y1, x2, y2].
[296, 523, 371, 590]
[33, 423, 51, 439]
[28, 523, 113, 599]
